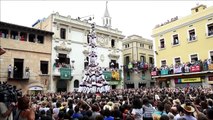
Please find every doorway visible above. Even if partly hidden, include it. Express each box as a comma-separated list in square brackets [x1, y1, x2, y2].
[14, 59, 24, 79]
[138, 83, 146, 88]
[111, 85, 116, 89]
[57, 80, 68, 92]
[126, 84, 134, 89]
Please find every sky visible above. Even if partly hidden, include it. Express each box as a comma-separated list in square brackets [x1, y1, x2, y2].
[1, 1, 213, 40]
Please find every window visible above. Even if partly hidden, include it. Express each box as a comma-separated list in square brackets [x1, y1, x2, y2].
[124, 44, 129, 48]
[188, 29, 196, 41]
[174, 57, 181, 64]
[29, 34, 36, 42]
[161, 60, 166, 67]
[149, 45, 153, 49]
[40, 61, 48, 74]
[111, 39, 115, 48]
[160, 39, 165, 48]
[207, 23, 213, 36]
[10, 31, 18, 40]
[37, 35, 44, 44]
[140, 43, 144, 47]
[74, 80, 79, 88]
[87, 34, 90, 43]
[149, 57, 154, 64]
[210, 51, 213, 61]
[140, 56, 146, 62]
[190, 54, 198, 62]
[14, 59, 24, 79]
[0, 29, 8, 38]
[109, 60, 118, 69]
[20, 32, 27, 41]
[125, 44, 129, 48]
[172, 34, 179, 45]
[60, 28, 66, 39]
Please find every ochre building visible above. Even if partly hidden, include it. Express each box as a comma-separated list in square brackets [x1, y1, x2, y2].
[151, 4, 213, 88]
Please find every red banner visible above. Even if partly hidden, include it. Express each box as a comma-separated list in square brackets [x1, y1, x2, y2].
[190, 65, 200, 72]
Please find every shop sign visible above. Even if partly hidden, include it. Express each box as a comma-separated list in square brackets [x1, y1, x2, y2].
[181, 77, 201, 83]
[190, 65, 201, 72]
[175, 78, 181, 84]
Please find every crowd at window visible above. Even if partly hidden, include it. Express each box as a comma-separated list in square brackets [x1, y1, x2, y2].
[0, 28, 44, 44]
[151, 59, 213, 76]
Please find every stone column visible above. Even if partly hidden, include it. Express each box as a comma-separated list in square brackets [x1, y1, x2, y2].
[202, 76, 209, 88]
[162, 81, 166, 88]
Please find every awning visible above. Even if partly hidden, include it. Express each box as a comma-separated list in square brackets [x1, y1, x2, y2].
[29, 86, 43, 90]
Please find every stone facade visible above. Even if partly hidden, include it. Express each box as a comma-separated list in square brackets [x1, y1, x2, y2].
[0, 21, 53, 94]
[33, 12, 125, 92]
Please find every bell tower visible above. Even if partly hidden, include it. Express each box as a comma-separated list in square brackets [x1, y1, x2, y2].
[102, 1, 111, 28]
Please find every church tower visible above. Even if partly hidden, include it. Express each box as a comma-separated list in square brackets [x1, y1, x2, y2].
[102, 1, 111, 28]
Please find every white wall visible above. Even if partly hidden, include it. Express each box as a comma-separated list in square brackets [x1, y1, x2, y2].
[71, 30, 84, 43]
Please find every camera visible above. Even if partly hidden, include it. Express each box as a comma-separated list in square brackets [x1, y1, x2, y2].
[0, 81, 22, 103]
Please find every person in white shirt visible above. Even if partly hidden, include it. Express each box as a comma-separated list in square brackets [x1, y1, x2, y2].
[8, 64, 12, 78]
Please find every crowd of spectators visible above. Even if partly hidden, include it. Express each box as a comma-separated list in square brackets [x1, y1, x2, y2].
[2, 87, 213, 120]
[151, 59, 213, 76]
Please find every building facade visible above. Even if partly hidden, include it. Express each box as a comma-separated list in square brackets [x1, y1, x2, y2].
[151, 4, 213, 88]
[0, 21, 53, 94]
[33, 5, 125, 92]
[122, 35, 154, 88]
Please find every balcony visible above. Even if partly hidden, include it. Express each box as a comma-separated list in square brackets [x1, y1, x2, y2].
[151, 62, 213, 77]
[8, 71, 30, 81]
[103, 69, 122, 81]
[53, 64, 72, 80]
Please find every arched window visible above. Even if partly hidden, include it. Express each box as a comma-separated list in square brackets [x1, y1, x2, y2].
[74, 80, 79, 88]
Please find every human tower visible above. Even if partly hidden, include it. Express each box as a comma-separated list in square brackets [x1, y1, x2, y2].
[78, 22, 110, 93]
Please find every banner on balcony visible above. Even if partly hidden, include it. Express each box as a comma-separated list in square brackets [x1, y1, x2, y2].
[103, 71, 112, 81]
[161, 70, 169, 75]
[151, 71, 157, 76]
[209, 64, 213, 70]
[190, 65, 201, 72]
[181, 77, 201, 83]
[174, 67, 182, 73]
[60, 68, 71, 80]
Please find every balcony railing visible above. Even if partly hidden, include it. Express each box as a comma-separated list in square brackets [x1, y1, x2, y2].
[8, 71, 30, 80]
[103, 69, 122, 81]
[53, 63, 72, 79]
[151, 63, 213, 77]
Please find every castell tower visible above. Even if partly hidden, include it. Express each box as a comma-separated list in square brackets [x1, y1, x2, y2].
[78, 22, 110, 93]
